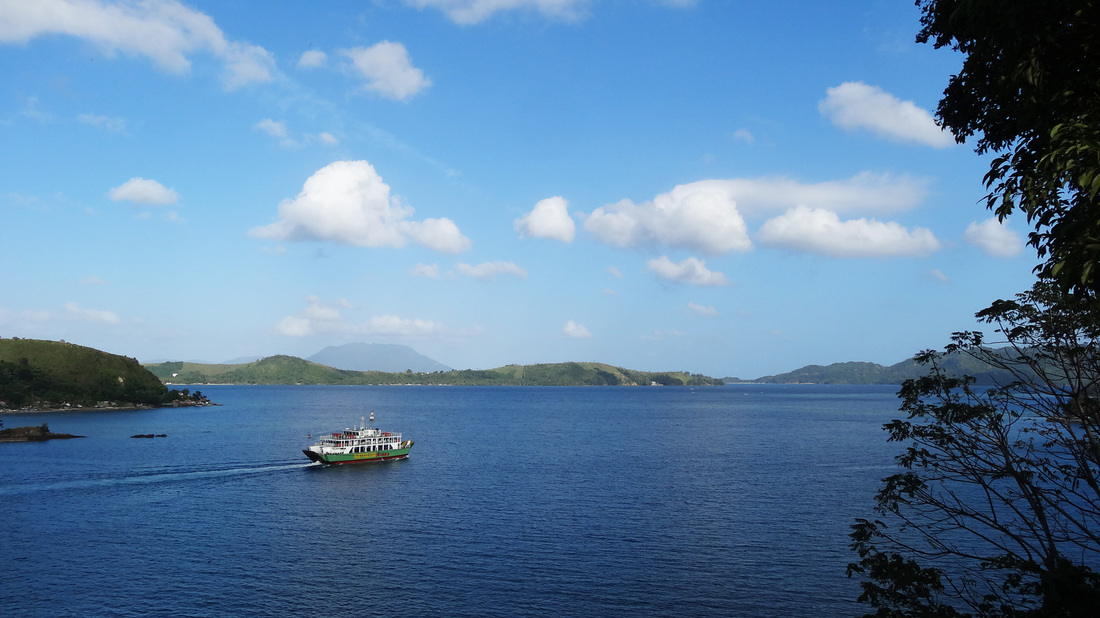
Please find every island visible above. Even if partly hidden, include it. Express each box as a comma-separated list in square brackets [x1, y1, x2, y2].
[0, 422, 82, 442]
[0, 337, 213, 412]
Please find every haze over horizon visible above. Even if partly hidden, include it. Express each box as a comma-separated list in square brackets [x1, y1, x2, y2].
[0, 0, 1037, 378]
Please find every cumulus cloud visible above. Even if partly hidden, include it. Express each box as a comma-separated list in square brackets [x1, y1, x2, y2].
[584, 173, 926, 255]
[0, 0, 275, 90]
[819, 82, 955, 148]
[249, 160, 471, 254]
[563, 320, 591, 339]
[965, 217, 1023, 258]
[687, 302, 718, 316]
[298, 49, 326, 68]
[515, 196, 575, 242]
[455, 261, 527, 280]
[341, 42, 431, 101]
[108, 177, 178, 205]
[586, 183, 752, 255]
[647, 256, 730, 286]
[757, 205, 941, 258]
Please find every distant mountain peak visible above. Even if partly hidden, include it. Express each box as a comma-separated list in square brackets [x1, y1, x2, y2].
[307, 343, 450, 373]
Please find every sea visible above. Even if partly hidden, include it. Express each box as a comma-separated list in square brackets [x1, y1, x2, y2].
[0, 384, 906, 617]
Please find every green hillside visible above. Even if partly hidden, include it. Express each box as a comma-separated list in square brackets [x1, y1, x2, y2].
[145, 357, 722, 387]
[736, 349, 1024, 385]
[0, 338, 171, 408]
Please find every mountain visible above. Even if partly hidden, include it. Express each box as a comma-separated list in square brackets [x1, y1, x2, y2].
[143, 357, 722, 387]
[306, 343, 451, 373]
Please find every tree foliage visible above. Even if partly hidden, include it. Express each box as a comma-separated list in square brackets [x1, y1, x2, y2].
[849, 279, 1100, 616]
[916, 0, 1100, 293]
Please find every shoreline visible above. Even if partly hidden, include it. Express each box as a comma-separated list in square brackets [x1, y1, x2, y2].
[1, 401, 218, 416]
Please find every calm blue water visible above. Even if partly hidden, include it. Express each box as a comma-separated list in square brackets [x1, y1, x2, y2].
[0, 384, 904, 617]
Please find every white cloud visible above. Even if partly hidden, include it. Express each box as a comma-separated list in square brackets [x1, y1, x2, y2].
[563, 320, 591, 339]
[64, 302, 119, 324]
[928, 268, 950, 283]
[108, 177, 178, 205]
[964, 217, 1023, 259]
[819, 82, 955, 148]
[515, 196, 575, 242]
[584, 173, 926, 255]
[402, 0, 589, 24]
[646, 256, 730, 286]
[757, 205, 941, 258]
[249, 160, 471, 254]
[585, 183, 752, 255]
[254, 118, 287, 138]
[0, 0, 274, 90]
[298, 49, 326, 68]
[606, 266, 623, 278]
[410, 263, 440, 278]
[341, 42, 431, 101]
[687, 302, 718, 316]
[317, 132, 338, 145]
[77, 113, 126, 133]
[80, 275, 108, 285]
[455, 261, 527, 279]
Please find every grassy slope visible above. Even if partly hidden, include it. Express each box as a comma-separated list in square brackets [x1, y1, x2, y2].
[0, 338, 168, 406]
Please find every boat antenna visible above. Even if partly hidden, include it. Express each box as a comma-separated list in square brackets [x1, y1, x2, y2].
[360, 416, 365, 430]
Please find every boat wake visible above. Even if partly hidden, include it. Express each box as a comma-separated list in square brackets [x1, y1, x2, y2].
[0, 461, 314, 496]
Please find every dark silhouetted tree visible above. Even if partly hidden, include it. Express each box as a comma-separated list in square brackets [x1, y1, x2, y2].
[916, 0, 1100, 293]
[849, 279, 1100, 616]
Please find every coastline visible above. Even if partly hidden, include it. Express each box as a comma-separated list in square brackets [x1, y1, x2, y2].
[1, 400, 218, 416]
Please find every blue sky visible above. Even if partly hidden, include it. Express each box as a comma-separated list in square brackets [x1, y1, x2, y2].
[0, 0, 1038, 378]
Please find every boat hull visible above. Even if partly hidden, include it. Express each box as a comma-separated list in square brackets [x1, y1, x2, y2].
[303, 445, 412, 465]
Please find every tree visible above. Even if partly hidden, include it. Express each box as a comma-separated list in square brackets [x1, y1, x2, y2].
[849, 279, 1100, 616]
[916, 0, 1100, 293]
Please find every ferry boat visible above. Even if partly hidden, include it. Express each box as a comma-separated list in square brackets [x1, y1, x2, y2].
[303, 411, 413, 465]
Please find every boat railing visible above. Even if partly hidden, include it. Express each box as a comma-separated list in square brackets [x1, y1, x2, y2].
[312, 432, 405, 450]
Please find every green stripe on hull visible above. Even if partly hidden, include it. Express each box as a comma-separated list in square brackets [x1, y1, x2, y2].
[315, 447, 411, 464]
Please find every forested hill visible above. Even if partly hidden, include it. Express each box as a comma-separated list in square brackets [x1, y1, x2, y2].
[145, 356, 722, 386]
[0, 338, 171, 409]
[731, 352, 1015, 385]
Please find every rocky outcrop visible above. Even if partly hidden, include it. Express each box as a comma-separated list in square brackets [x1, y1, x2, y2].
[0, 424, 83, 442]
